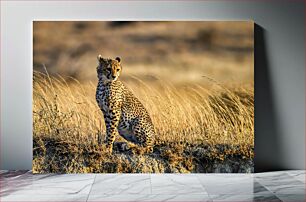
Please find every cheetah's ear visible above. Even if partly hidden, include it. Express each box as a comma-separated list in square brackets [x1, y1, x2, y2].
[115, 57, 121, 63]
[97, 54, 103, 63]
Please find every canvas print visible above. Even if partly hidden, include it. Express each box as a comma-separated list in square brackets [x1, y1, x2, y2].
[33, 21, 254, 173]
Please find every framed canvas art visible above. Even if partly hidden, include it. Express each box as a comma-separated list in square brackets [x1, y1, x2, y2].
[33, 21, 254, 173]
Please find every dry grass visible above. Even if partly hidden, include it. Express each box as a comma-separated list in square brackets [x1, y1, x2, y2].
[33, 71, 254, 173]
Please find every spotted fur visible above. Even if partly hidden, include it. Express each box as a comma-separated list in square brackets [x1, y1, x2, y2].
[95, 55, 155, 154]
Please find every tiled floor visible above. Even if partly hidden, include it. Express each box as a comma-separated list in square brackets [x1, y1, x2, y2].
[0, 170, 305, 201]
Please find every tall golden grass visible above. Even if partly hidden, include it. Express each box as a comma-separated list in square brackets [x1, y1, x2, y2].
[33, 71, 254, 173]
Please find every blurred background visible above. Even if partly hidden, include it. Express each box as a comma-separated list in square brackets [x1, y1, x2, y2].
[33, 21, 254, 86]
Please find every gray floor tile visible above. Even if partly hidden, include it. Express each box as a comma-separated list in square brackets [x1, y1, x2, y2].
[276, 194, 306, 202]
[286, 170, 306, 183]
[0, 194, 88, 201]
[88, 194, 211, 202]
[210, 194, 282, 201]
[255, 172, 289, 180]
[266, 184, 305, 195]
[197, 174, 254, 195]
[1, 173, 95, 196]
[150, 174, 207, 195]
[256, 173, 305, 195]
[253, 181, 273, 194]
[252, 194, 282, 202]
[286, 170, 306, 174]
[90, 174, 151, 195]
[0, 170, 32, 180]
[145, 194, 211, 202]
[255, 170, 294, 177]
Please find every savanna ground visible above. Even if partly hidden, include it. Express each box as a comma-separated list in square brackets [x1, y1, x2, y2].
[33, 21, 254, 173]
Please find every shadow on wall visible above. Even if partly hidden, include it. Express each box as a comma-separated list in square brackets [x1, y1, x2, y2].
[254, 24, 284, 172]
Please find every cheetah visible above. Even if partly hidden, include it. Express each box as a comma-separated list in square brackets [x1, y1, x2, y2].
[95, 55, 155, 154]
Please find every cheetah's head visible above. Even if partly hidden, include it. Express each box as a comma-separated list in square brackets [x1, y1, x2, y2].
[96, 55, 122, 82]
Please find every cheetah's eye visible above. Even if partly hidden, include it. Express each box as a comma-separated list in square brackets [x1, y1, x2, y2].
[117, 69, 120, 71]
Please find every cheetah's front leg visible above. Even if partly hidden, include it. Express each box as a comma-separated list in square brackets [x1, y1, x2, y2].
[104, 110, 121, 154]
